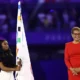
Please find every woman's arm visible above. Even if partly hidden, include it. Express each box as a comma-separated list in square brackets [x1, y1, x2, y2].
[64, 43, 72, 69]
[0, 62, 21, 72]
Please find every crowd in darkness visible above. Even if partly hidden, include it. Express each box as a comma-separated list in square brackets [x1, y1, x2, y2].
[29, 7, 80, 31]
[0, 3, 80, 35]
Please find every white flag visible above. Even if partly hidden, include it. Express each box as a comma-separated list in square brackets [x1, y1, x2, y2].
[16, 1, 34, 80]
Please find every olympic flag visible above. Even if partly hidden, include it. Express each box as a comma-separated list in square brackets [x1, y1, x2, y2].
[16, 1, 34, 80]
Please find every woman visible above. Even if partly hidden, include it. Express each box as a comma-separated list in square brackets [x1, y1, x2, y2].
[0, 39, 21, 80]
[64, 27, 80, 80]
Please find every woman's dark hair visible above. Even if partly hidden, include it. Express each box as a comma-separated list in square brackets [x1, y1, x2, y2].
[0, 39, 5, 50]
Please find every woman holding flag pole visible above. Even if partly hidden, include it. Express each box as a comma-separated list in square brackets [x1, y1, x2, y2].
[0, 39, 22, 80]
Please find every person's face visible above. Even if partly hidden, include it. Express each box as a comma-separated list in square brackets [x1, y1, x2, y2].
[1, 40, 9, 50]
[72, 30, 80, 41]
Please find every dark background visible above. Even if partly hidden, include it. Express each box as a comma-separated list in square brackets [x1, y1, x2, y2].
[0, 0, 80, 80]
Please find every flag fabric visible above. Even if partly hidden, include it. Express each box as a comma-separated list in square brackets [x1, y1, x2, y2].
[16, 1, 34, 80]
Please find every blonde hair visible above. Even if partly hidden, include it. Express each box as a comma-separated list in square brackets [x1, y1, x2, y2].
[71, 27, 80, 34]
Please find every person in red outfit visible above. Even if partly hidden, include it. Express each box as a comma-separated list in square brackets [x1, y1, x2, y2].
[64, 27, 80, 80]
